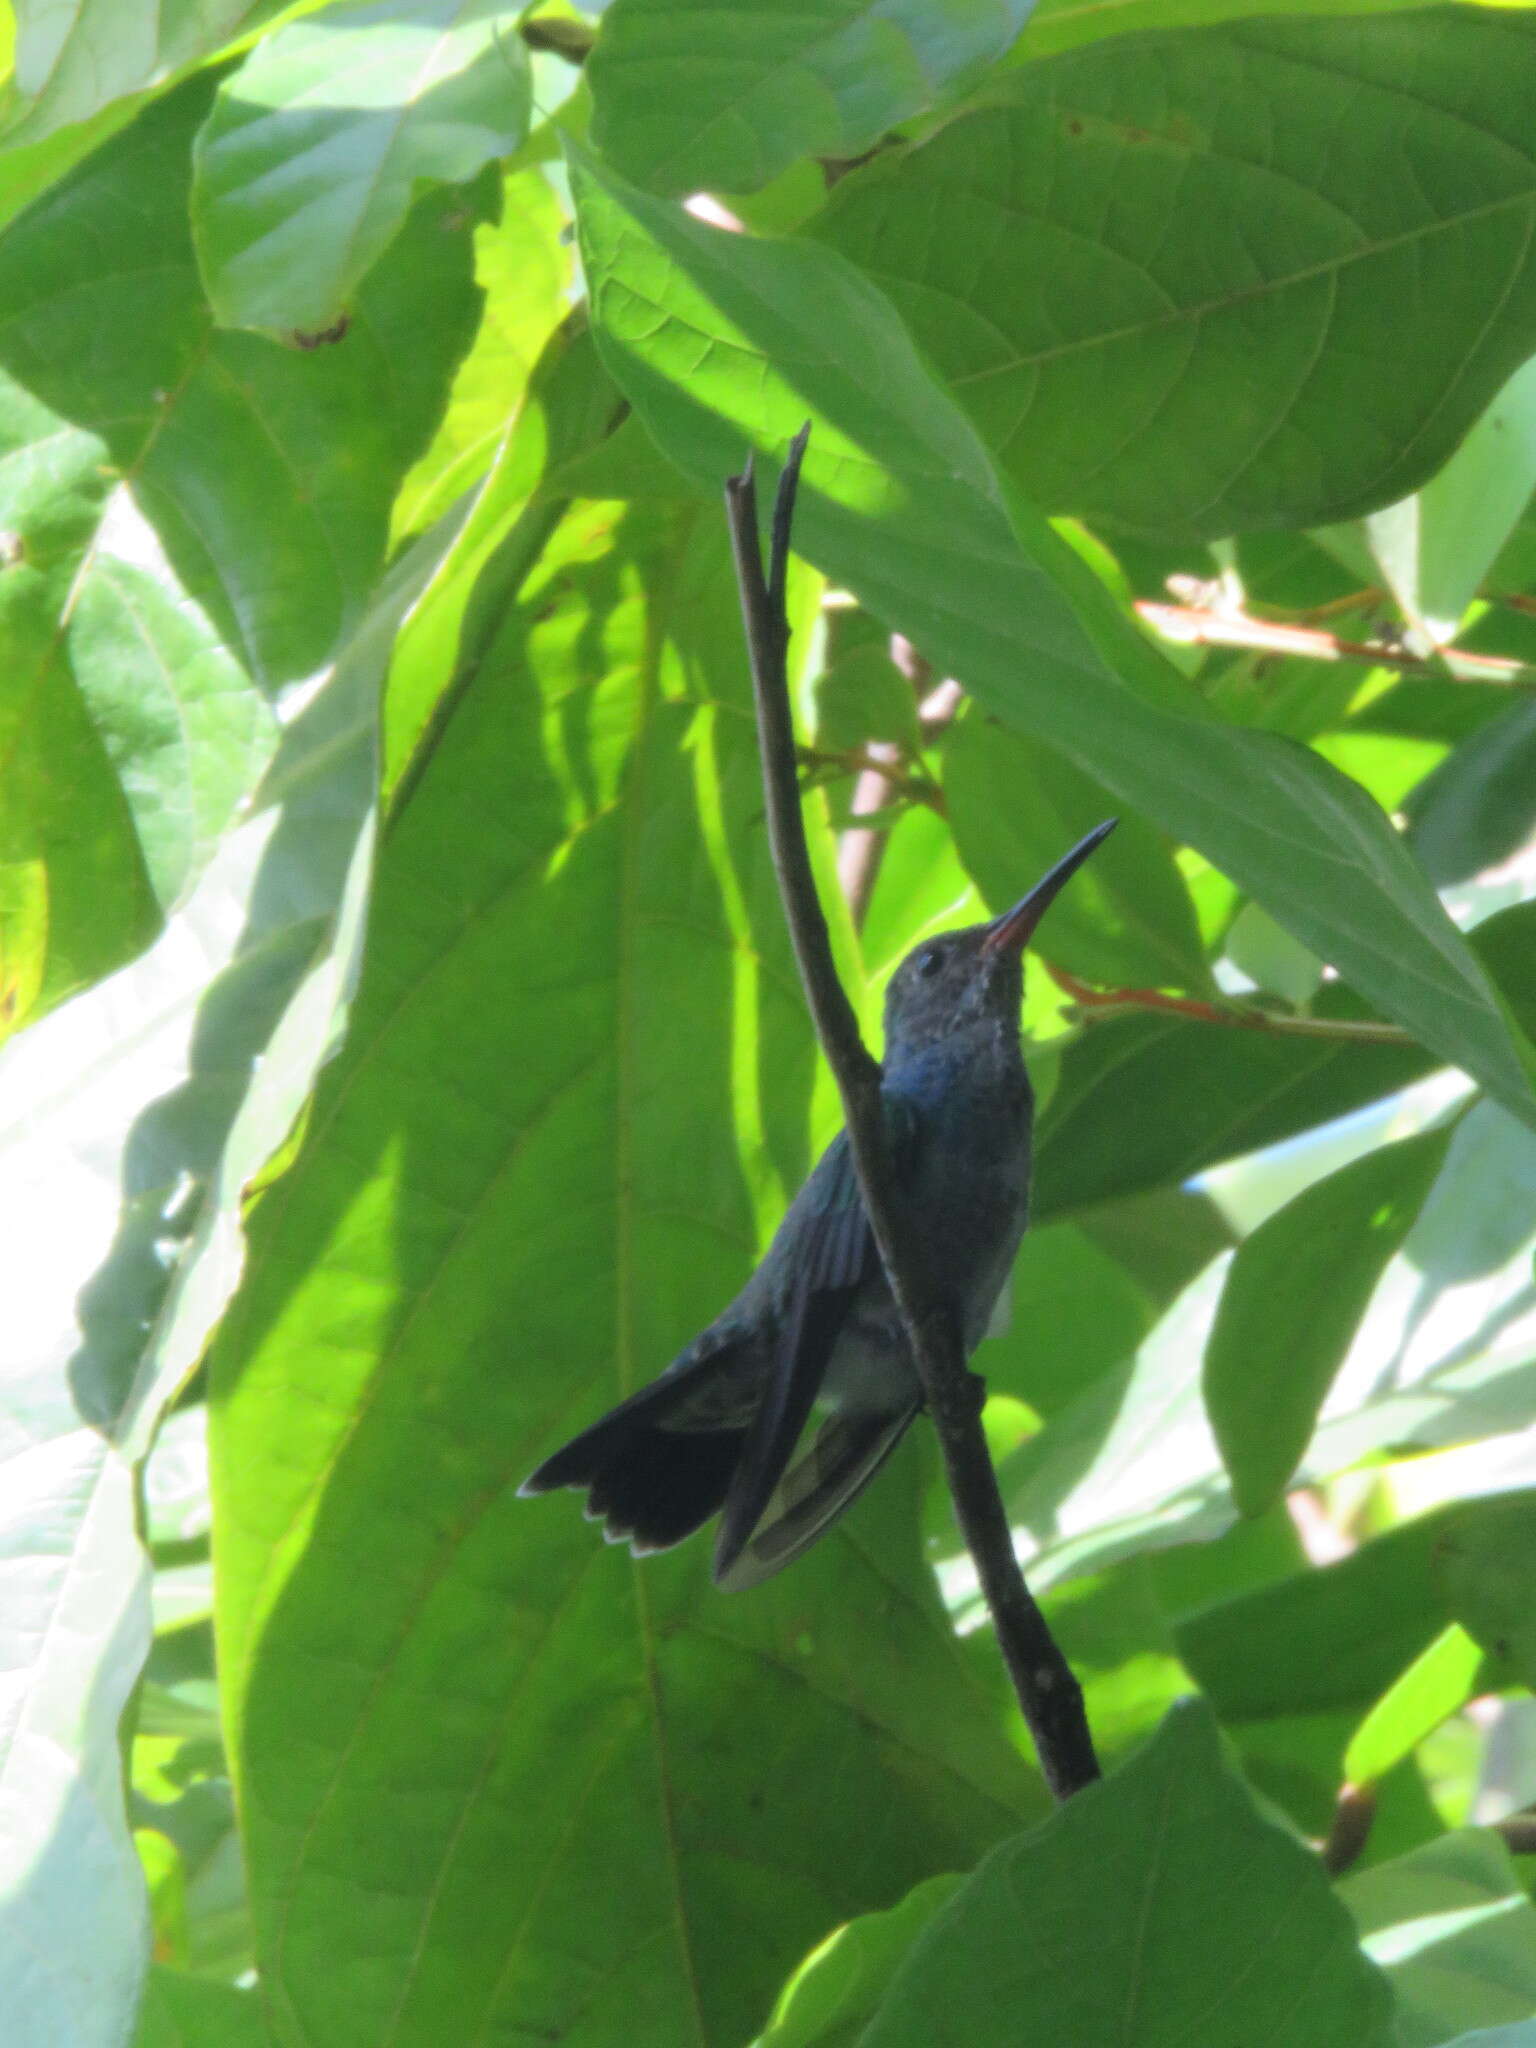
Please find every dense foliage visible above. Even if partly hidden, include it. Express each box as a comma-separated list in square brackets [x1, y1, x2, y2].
[6, 2, 1536, 2044]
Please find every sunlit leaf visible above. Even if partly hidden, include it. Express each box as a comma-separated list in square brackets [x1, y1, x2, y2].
[1344, 1625, 1485, 1790]
[1205, 1128, 1452, 1519]
[193, 0, 530, 335]
[588, 0, 1033, 196]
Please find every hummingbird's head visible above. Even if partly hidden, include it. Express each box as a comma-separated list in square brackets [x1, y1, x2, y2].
[882, 820, 1117, 1061]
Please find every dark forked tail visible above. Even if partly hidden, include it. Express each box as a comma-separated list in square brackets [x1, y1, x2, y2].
[519, 1355, 748, 1555]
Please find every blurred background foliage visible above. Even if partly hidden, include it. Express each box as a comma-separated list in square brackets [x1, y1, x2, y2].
[6, 2, 1536, 2044]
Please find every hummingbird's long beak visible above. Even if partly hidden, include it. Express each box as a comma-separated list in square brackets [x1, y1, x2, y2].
[979, 818, 1118, 956]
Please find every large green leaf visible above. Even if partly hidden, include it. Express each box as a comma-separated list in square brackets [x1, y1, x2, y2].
[0, 504, 458, 2048]
[818, 13, 1536, 538]
[0, 74, 482, 690]
[192, 0, 530, 335]
[587, 0, 1034, 197]
[1204, 1127, 1452, 1519]
[571, 150, 1536, 1128]
[209, 503, 1035, 2048]
[133, 1968, 271, 2048]
[858, 1702, 1393, 2046]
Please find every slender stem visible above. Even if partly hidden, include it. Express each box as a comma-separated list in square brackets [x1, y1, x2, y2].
[1137, 599, 1536, 687]
[1043, 963, 1416, 1047]
[725, 430, 1099, 1802]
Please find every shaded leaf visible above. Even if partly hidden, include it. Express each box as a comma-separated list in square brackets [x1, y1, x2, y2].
[1406, 701, 1536, 890]
[1343, 1831, 1536, 2048]
[1204, 1127, 1451, 1519]
[820, 13, 1536, 539]
[945, 712, 1208, 990]
[588, 0, 1033, 197]
[1437, 1493, 1536, 1692]
[193, 0, 530, 335]
[133, 1968, 270, 2048]
[858, 1701, 1393, 2048]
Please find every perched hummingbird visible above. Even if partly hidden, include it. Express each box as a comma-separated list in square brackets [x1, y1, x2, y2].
[521, 820, 1117, 1590]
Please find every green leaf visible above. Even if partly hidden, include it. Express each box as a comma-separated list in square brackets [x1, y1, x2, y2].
[391, 167, 569, 541]
[1204, 1127, 1452, 1519]
[818, 13, 1536, 538]
[981, 1220, 1152, 1419]
[1436, 1494, 1536, 1691]
[858, 1701, 1393, 2047]
[945, 712, 1209, 990]
[1023, 0, 1438, 61]
[1034, 900, 1536, 1220]
[587, 0, 1034, 197]
[1343, 1624, 1484, 1790]
[132, 1967, 271, 2048]
[996, 1097, 1536, 1599]
[0, 364, 266, 1033]
[571, 147, 1536, 1130]
[0, 74, 483, 689]
[1407, 701, 1536, 889]
[1343, 1831, 1536, 2048]
[1, 0, 288, 144]
[754, 1874, 963, 2048]
[814, 641, 920, 755]
[0, 512, 457, 2048]
[192, 0, 530, 335]
[1179, 1509, 1458, 1725]
[1366, 354, 1536, 646]
[209, 503, 1036, 2048]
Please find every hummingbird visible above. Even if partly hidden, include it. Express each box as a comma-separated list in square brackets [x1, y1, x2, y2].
[521, 820, 1116, 1590]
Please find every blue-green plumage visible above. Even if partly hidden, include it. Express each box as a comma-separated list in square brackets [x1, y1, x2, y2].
[520, 821, 1115, 1587]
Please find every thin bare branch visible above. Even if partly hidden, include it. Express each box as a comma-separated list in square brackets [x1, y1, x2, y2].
[725, 429, 1099, 1802]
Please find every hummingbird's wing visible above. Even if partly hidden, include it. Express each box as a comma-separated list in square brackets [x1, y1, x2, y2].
[713, 1402, 921, 1590]
[712, 1108, 918, 1586]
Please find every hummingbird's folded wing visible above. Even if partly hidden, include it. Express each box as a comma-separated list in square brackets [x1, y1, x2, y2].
[713, 1401, 920, 1590]
[712, 1104, 920, 1586]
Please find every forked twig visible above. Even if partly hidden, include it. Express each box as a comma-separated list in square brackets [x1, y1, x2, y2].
[725, 427, 1099, 1802]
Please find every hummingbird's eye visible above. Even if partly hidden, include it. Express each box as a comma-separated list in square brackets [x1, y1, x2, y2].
[915, 947, 944, 979]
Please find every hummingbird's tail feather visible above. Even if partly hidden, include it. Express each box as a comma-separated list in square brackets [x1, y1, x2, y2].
[713, 1401, 920, 1592]
[520, 1349, 749, 1554]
